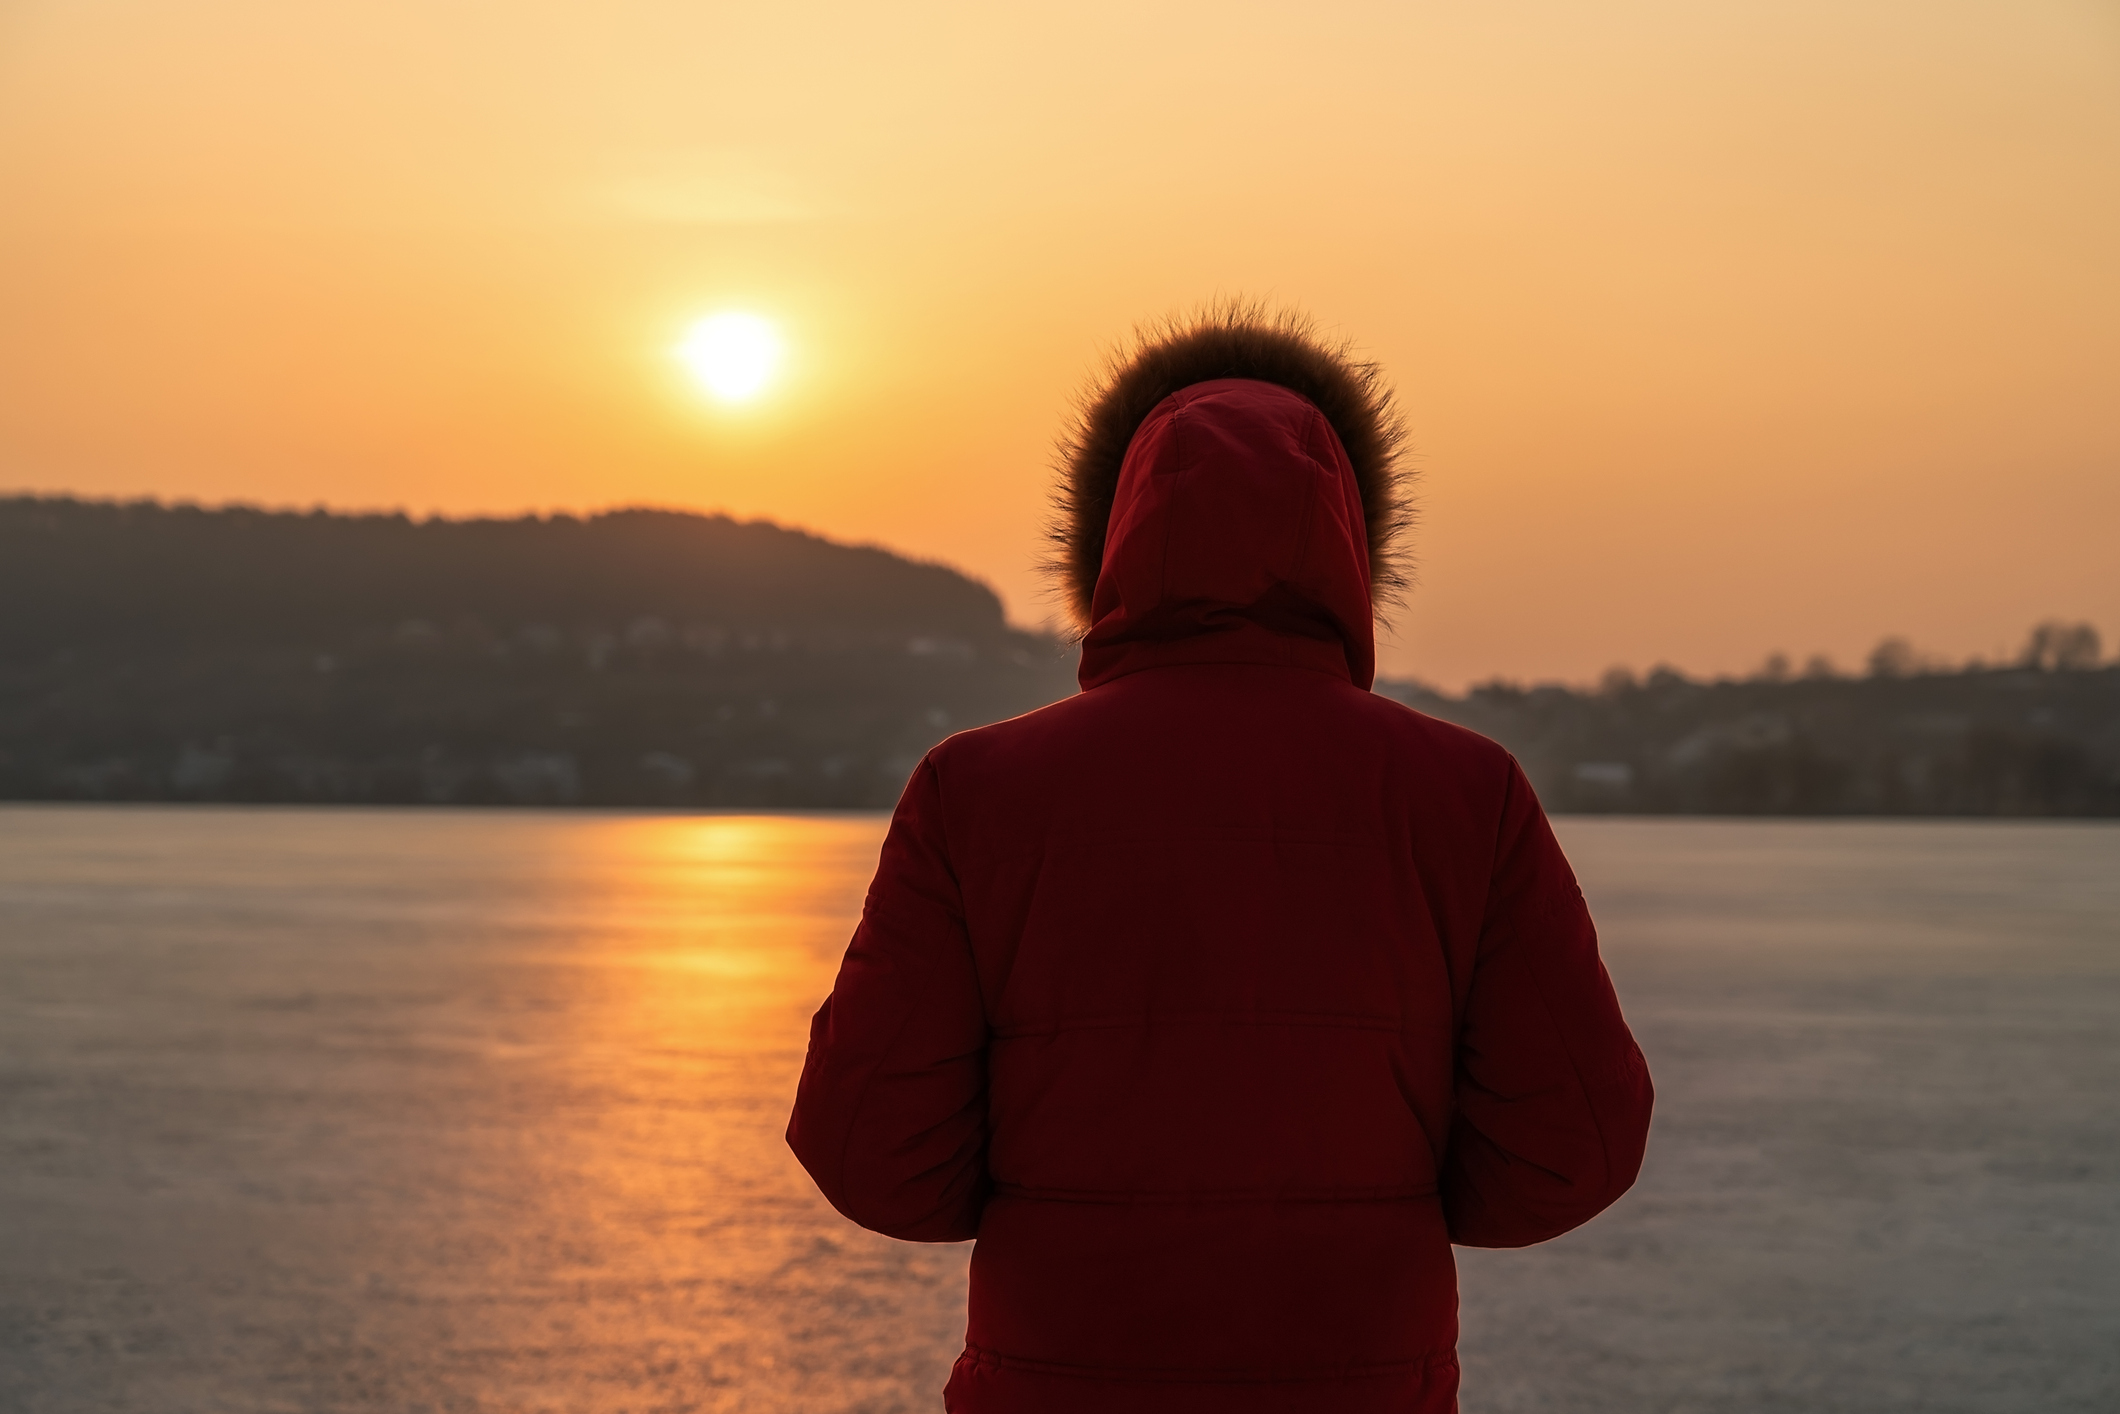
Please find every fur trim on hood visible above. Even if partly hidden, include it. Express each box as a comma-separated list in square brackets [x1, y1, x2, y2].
[1044, 304, 1413, 634]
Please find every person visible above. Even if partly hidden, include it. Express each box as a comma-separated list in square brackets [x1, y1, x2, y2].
[787, 307, 1654, 1413]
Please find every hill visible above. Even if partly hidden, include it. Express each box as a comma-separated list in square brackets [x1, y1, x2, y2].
[0, 498, 1077, 807]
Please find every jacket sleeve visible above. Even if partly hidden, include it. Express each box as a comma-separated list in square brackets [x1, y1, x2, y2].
[1442, 758, 1653, 1248]
[785, 757, 989, 1242]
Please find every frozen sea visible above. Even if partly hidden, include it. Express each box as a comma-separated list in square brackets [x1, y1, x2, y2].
[1, 808, 2115, 1413]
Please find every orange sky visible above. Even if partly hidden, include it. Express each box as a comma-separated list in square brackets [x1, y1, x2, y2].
[3, 0, 2116, 688]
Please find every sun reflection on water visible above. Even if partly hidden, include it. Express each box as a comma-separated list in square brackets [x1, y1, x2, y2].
[480, 813, 972, 1413]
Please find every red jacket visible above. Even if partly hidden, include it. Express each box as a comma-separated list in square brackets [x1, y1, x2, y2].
[790, 325, 1652, 1413]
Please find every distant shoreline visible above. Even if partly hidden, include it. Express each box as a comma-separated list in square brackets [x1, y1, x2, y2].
[5, 497, 2114, 817]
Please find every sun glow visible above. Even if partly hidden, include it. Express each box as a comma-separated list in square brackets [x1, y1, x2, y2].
[675, 312, 783, 402]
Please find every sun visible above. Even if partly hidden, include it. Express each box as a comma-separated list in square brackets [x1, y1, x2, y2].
[675, 312, 783, 402]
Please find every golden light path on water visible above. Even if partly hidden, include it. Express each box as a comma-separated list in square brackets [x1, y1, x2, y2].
[397, 812, 974, 1411]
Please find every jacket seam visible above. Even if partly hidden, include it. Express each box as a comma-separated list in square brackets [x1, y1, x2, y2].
[1084, 656, 1356, 689]
[956, 1342, 1457, 1383]
[987, 1181, 1439, 1204]
[1156, 401, 1187, 606]
[991, 1009, 1400, 1039]
[1284, 413, 1319, 585]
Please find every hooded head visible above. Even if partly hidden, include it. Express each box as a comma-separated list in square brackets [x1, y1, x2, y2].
[1045, 307, 1412, 691]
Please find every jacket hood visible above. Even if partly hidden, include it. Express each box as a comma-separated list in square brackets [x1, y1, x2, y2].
[1046, 308, 1411, 691]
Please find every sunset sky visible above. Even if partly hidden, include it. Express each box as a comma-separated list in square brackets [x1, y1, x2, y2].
[3, 0, 2115, 688]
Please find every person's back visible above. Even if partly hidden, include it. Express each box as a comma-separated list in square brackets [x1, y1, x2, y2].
[789, 312, 1653, 1413]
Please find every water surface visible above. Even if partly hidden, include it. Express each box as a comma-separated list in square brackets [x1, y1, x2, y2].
[1, 809, 2115, 1412]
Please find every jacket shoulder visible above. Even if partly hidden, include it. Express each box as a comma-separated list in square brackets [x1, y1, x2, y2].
[1348, 685, 1519, 775]
[923, 689, 1096, 776]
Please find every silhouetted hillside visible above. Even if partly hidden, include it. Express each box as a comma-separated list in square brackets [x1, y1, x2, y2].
[0, 498, 1014, 654]
[0, 498, 1076, 807]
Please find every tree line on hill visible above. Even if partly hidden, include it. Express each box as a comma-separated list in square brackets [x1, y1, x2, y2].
[0, 497, 1075, 808]
[1, 496, 2112, 814]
